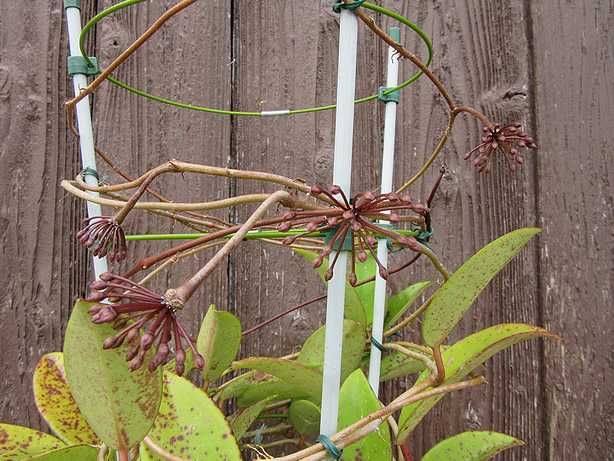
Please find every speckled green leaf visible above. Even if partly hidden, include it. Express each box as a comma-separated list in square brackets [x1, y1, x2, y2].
[30, 444, 98, 460]
[63, 300, 162, 450]
[139, 373, 241, 461]
[288, 400, 321, 437]
[294, 249, 368, 326]
[230, 396, 274, 440]
[378, 350, 426, 381]
[0, 424, 64, 460]
[384, 281, 431, 328]
[233, 357, 323, 403]
[422, 228, 541, 346]
[422, 431, 524, 461]
[197, 305, 242, 382]
[398, 324, 552, 441]
[338, 370, 391, 461]
[236, 376, 310, 407]
[33, 353, 99, 445]
[298, 319, 366, 382]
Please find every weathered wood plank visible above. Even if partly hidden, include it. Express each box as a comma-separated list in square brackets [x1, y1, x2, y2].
[377, 1, 545, 459]
[0, 0, 92, 429]
[531, 2, 614, 459]
[92, 0, 232, 336]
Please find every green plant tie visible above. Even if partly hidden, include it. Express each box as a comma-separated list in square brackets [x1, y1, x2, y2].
[378, 85, 400, 103]
[317, 434, 343, 460]
[64, 0, 80, 9]
[323, 227, 353, 251]
[371, 336, 386, 353]
[68, 56, 100, 76]
[332, 0, 366, 13]
[416, 229, 433, 244]
[80, 167, 100, 182]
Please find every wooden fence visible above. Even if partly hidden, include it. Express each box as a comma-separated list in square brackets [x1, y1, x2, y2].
[0, 1, 612, 459]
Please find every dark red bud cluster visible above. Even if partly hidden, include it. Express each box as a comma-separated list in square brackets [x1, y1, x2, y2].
[465, 123, 537, 173]
[77, 216, 127, 262]
[86, 273, 204, 375]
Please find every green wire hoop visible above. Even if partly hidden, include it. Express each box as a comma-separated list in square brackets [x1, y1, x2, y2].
[79, 1, 432, 117]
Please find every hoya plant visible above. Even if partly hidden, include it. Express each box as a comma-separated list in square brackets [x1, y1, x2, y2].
[0, 1, 550, 460]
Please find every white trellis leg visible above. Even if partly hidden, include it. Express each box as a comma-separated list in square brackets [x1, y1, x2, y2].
[319, 8, 359, 437]
[65, 2, 108, 280]
[368, 27, 401, 395]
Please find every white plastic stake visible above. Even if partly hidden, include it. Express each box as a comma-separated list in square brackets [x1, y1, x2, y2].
[65, 9, 109, 279]
[319, 8, 359, 437]
[368, 27, 401, 395]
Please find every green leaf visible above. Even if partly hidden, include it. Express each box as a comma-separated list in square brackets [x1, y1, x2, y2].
[139, 372, 241, 461]
[379, 350, 426, 381]
[298, 319, 366, 382]
[384, 281, 430, 328]
[233, 357, 323, 403]
[294, 249, 368, 326]
[422, 228, 541, 346]
[230, 396, 274, 440]
[338, 370, 391, 461]
[63, 300, 162, 450]
[422, 431, 524, 461]
[33, 353, 100, 445]
[196, 305, 242, 382]
[288, 400, 321, 437]
[237, 376, 310, 407]
[30, 445, 98, 460]
[398, 323, 552, 441]
[0, 424, 64, 460]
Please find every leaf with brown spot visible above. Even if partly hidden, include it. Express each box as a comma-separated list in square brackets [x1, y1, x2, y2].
[421, 431, 524, 461]
[33, 353, 100, 445]
[288, 400, 320, 437]
[229, 396, 274, 440]
[398, 323, 554, 441]
[0, 423, 64, 460]
[63, 300, 162, 450]
[421, 228, 541, 346]
[232, 357, 323, 403]
[139, 373, 241, 461]
[30, 444, 98, 460]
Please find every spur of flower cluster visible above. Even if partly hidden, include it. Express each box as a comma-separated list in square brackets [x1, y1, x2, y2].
[277, 185, 427, 285]
[77, 216, 127, 263]
[86, 273, 204, 375]
[465, 122, 537, 173]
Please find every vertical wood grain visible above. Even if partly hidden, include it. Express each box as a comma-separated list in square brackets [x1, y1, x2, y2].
[0, 0, 92, 428]
[531, 2, 614, 459]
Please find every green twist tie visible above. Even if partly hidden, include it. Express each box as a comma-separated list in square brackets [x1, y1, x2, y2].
[332, 0, 365, 13]
[64, 0, 80, 9]
[68, 56, 100, 76]
[416, 229, 433, 244]
[378, 86, 400, 103]
[317, 435, 343, 460]
[324, 227, 353, 251]
[81, 167, 100, 182]
[371, 337, 386, 353]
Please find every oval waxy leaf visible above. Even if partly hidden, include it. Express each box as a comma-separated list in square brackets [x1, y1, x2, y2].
[422, 431, 524, 461]
[30, 445, 98, 461]
[422, 228, 541, 346]
[338, 370, 391, 461]
[384, 281, 431, 328]
[230, 396, 274, 440]
[33, 353, 99, 445]
[298, 319, 366, 382]
[288, 400, 321, 437]
[398, 323, 553, 441]
[196, 305, 242, 382]
[233, 357, 322, 403]
[237, 376, 310, 408]
[139, 372, 241, 461]
[294, 249, 369, 326]
[63, 300, 162, 450]
[0, 424, 64, 460]
[379, 350, 426, 381]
